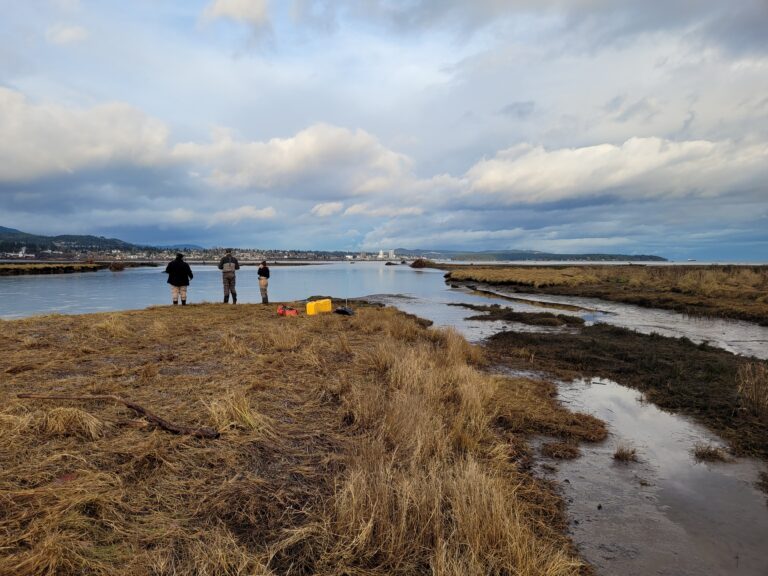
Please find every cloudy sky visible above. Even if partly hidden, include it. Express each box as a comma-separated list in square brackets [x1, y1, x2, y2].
[1, 0, 767, 259]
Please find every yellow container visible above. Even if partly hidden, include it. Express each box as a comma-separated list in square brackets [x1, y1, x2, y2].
[306, 299, 333, 315]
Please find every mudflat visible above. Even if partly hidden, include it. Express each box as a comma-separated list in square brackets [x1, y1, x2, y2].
[447, 265, 768, 325]
[0, 303, 605, 575]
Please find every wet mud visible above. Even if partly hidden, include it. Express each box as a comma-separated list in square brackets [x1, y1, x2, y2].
[486, 323, 768, 458]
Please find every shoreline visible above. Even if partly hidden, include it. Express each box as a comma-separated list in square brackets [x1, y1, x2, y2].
[445, 265, 768, 326]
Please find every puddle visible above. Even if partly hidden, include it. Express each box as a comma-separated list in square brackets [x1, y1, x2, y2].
[369, 291, 574, 342]
[541, 377, 768, 576]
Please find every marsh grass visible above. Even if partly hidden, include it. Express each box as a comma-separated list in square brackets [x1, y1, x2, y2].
[40, 407, 107, 440]
[0, 303, 596, 575]
[541, 441, 581, 460]
[448, 264, 768, 324]
[692, 443, 731, 463]
[737, 362, 768, 421]
[613, 443, 639, 462]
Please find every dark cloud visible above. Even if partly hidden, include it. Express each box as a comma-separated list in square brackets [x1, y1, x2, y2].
[498, 101, 535, 119]
[292, 0, 768, 55]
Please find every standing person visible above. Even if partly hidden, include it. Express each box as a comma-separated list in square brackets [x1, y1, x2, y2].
[164, 253, 193, 306]
[218, 248, 240, 304]
[258, 260, 270, 304]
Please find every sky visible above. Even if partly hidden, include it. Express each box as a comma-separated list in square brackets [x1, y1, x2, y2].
[1, 0, 767, 260]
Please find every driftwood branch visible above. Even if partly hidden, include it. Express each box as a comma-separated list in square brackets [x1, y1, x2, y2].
[17, 393, 220, 439]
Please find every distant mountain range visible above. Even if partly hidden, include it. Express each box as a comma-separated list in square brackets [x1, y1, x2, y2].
[395, 248, 667, 262]
[1, 226, 666, 261]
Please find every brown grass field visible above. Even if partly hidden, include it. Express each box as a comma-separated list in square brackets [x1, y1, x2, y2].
[446, 265, 768, 325]
[0, 304, 605, 575]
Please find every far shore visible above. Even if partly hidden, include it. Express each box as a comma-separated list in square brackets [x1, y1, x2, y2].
[0, 260, 330, 275]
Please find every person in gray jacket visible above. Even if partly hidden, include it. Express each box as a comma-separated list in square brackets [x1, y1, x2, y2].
[218, 249, 240, 304]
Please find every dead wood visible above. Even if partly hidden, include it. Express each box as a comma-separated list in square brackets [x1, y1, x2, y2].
[17, 393, 220, 439]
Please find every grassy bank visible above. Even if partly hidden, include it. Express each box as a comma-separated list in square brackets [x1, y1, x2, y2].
[485, 323, 768, 458]
[0, 263, 106, 275]
[446, 265, 768, 325]
[0, 304, 604, 575]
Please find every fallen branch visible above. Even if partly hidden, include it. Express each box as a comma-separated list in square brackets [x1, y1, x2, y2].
[17, 393, 220, 439]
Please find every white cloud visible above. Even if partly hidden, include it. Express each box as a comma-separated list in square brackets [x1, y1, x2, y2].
[0, 88, 169, 182]
[465, 137, 768, 204]
[344, 204, 423, 217]
[173, 123, 412, 199]
[45, 24, 88, 45]
[311, 202, 343, 216]
[203, 0, 270, 27]
[209, 205, 276, 225]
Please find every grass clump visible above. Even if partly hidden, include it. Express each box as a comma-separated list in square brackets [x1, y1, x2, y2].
[541, 441, 581, 460]
[692, 443, 731, 462]
[41, 407, 106, 440]
[613, 443, 639, 462]
[410, 258, 437, 269]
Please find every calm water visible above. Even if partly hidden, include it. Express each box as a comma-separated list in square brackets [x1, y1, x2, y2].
[546, 377, 768, 576]
[1, 262, 767, 359]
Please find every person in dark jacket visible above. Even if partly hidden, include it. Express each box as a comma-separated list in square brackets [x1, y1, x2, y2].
[257, 260, 270, 304]
[218, 249, 240, 304]
[164, 253, 193, 305]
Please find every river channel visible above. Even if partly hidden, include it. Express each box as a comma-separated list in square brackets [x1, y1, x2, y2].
[2, 261, 767, 574]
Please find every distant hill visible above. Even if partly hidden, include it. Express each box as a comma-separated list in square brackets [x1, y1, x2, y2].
[0, 226, 138, 253]
[395, 248, 667, 262]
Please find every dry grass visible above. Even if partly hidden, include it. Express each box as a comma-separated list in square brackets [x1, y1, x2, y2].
[737, 362, 768, 422]
[0, 303, 597, 575]
[692, 443, 731, 463]
[541, 441, 581, 460]
[448, 264, 768, 324]
[613, 443, 639, 462]
[449, 264, 768, 296]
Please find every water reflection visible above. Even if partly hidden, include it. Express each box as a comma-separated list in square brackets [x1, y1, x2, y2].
[545, 377, 768, 576]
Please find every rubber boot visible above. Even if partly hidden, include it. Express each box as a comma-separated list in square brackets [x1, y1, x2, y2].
[224, 296, 229, 304]
[173, 301, 178, 305]
[262, 296, 268, 304]
[181, 300, 187, 306]
[232, 294, 237, 304]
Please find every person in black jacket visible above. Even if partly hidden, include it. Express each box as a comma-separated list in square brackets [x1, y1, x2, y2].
[257, 260, 270, 304]
[164, 253, 194, 305]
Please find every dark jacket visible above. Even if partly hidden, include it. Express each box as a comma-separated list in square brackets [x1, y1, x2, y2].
[165, 257, 193, 286]
[218, 255, 240, 275]
[258, 265, 270, 279]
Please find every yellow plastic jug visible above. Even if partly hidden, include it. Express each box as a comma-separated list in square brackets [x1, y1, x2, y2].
[306, 299, 333, 315]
